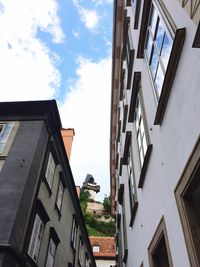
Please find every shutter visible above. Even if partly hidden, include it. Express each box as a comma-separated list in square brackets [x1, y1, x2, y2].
[28, 214, 44, 262]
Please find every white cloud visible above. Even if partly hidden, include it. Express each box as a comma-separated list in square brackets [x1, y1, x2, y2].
[0, 0, 64, 101]
[92, 0, 113, 5]
[73, 0, 99, 30]
[59, 55, 111, 201]
[72, 30, 80, 38]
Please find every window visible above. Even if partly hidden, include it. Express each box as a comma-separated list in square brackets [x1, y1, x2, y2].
[143, 1, 185, 124]
[175, 136, 200, 266]
[28, 214, 44, 263]
[134, 92, 152, 188]
[45, 152, 56, 190]
[127, 148, 138, 226]
[55, 178, 64, 215]
[148, 217, 173, 267]
[45, 228, 60, 267]
[0, 122, 13, 153]
[78, 237, 84, 266]
[85, 253, 90, 267]
[92, 245, 100, 252]
[145, 3, 173, 99]
[71, 215, 78, 250]
[46, 239, 56, 267]
[135, 96, 148, 167]
[132, 0, 141, 29]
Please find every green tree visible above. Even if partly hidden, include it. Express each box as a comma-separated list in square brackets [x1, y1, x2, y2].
[103, 194, 111, 212]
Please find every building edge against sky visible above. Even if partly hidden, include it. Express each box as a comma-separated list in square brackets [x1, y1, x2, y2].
[0, 100, 96, 267]
[110, 0, 200, 267]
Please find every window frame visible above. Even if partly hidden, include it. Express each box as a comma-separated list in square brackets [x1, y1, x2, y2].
[27, 200, 50, 264]
[55, 172, 66, 218]
[134, 90, 153, 188]
[71, 215, 78, 251]
[148, 216, 173, 267]
[143, 1, 185, 125]
[132, 0, 141, 29]
[127, 146, 138, 227]
[45, 227, 60, 267]
[175, 136, 200, 266]
[78, 237, 84, 266]
[28, 213, 44, 263]
[0, 122, 13, 154]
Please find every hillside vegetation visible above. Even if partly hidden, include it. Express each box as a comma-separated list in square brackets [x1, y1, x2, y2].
[80, 190, 115, 237]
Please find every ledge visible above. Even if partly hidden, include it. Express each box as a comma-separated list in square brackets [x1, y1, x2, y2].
[138, 144, 153, 188]
[154, 28, 186, 125]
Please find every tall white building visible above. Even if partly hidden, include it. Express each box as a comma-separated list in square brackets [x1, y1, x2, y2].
[110, 1, 200, 266]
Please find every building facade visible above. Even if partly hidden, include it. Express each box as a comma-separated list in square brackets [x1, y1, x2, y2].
[0, 100, 96, 267]
[110, 1, 200, 267]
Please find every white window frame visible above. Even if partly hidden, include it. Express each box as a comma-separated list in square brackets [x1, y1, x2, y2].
[45, 152, 56, 190]
[56, 179, 64, 212]
[71, 216, 78, 250]
[135, 95, 148, 167]
[28, 214, 44, 263]
[0, 122, 13, 153]
[78, 238, 84, 265]
[46, 238, 56, 267]
[144, 1, 174, 100]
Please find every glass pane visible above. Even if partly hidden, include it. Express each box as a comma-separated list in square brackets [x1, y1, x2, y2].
[161, 33, 172, 69]
[139, 148, 144, 166]
[137, 131, 142, 149]
[143, 135, 148, 155]
[140, 119, 145, 137]
[146, 31, 153, 61]
[155, 19, 165, 53]
[150, 46, 159, 79]
[155, 63, 164, 98]
[132, 0, 137, 11]
[150, 5, 158, 36]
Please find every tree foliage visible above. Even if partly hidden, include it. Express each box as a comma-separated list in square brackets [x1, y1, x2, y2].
[103, 194, 111, 212]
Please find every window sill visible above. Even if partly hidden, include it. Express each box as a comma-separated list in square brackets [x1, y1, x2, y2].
[129, 201, 138, 227]
[154, 28, 186, 125]
[138, 144, 153, 188]
[25, 253, 39, 267]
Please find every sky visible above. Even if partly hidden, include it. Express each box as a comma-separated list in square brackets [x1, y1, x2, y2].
[0, 0, 113, 201]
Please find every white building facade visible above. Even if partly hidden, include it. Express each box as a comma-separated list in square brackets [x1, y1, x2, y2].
[110, 1, 200, 267]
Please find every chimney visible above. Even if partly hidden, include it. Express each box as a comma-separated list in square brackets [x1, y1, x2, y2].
[61, 128, 75, 160]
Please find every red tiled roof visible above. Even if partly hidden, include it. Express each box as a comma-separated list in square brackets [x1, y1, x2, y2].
[89, 236, 116, 259]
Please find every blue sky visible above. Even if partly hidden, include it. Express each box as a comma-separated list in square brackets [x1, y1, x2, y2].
[0, 0, 113, 201]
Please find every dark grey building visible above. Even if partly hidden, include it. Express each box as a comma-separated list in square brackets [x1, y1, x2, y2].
[0, 100, 96, 267]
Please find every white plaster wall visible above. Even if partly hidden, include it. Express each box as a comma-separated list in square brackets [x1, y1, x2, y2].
[96, 259, 116, 267]
[117, 0, 200, 266]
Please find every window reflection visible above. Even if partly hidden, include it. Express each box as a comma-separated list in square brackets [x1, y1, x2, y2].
[145, 3, 173, 99]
